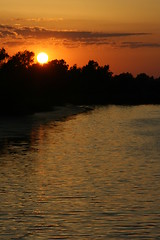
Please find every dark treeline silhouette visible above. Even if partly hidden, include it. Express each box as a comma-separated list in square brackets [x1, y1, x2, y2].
[0, 48, 160, 115]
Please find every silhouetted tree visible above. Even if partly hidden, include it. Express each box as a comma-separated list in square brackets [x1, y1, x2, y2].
[5, 50, 34, 70]
[0, 48, 9, 67]
[136, 73, 151, 82]
[0, 48, 160, 115]
[114, 72, 133, 82]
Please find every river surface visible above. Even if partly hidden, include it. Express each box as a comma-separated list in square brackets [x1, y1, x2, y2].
[0, 105, 160, 239]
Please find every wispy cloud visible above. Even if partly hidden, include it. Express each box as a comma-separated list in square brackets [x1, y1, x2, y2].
[121, 41, 160, 48]
[0, 24, 151, 48]
[2, 40, 26, 47]
[11, 17, 64, 23]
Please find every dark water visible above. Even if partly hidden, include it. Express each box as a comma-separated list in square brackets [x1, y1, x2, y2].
[0, 105, 160, 239]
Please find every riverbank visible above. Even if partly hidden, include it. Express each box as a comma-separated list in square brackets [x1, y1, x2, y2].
[33, 105, 94, 121]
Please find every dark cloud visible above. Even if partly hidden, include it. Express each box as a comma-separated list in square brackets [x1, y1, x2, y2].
[0, 25, 17, 38]
[0, 24, 14, 30]
[2, 40, 26, 47]
[0, 24, 150, 47]
[121, 41, 160, 48]
[0, 24, 148, 39]
[15, 28, 149, 41]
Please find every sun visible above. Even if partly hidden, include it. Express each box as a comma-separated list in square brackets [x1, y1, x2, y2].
[37, 52, 48, 64]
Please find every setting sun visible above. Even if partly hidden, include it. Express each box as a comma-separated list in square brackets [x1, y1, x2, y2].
[37, 52, 48, 64]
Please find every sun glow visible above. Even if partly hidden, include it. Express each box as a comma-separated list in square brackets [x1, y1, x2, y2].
[37, 52, 48, 64]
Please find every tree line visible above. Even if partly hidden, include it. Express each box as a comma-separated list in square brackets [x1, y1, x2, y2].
[0, 48, 160, 115]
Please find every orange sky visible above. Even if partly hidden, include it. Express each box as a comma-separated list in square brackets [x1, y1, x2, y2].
[0, 0, 160, 76]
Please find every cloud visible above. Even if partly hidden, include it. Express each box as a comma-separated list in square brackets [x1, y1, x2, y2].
[121, 41, 160, 48]
[2, 40, 26, 47]
[0, 24, 150, 47]
[11, 17, 64, 22]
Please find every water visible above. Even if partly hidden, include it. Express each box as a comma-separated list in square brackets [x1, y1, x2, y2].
[0, 105, 160, 239]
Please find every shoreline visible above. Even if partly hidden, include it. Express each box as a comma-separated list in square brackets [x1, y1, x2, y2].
[33, 105, 94, 121]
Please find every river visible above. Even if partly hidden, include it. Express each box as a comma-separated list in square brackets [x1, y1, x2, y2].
[0, 105, 160, 239]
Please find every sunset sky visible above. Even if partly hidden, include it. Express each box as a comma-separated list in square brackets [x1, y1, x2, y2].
[1, 0, 160, 76]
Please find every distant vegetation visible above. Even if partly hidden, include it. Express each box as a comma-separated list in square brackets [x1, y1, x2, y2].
[0, 48, 160, 115]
